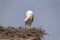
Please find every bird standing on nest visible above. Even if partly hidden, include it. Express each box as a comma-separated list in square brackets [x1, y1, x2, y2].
[25, 10, 34, 28]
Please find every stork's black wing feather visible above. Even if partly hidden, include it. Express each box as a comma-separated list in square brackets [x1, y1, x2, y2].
[32, 16, 34, 22]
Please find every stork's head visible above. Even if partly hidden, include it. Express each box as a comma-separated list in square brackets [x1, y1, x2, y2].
[25, 10, 34, 22]
[26, 10, 33, 15]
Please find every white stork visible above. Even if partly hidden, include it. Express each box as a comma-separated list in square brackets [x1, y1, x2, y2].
[25, 10, 34, 28]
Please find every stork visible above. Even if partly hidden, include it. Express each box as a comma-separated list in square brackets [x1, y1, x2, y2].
[25, 10, 34, 28]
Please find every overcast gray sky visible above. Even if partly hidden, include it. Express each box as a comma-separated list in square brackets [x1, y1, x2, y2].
[0, 0, 60, 40]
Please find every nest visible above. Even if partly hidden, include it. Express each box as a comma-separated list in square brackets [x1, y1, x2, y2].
[0, 25, 46, 40]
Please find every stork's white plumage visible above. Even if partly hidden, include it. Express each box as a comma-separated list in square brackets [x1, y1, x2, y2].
[25, 10, 34, 27]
